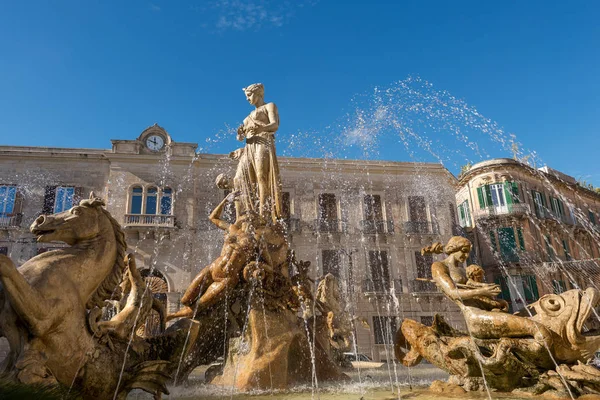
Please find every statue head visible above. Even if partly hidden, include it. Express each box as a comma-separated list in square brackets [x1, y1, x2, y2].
[466, 264, 484, 283]
[215, 173, 233, 190]
[444, 236, 472, 263]
[243, 83, 264, 106]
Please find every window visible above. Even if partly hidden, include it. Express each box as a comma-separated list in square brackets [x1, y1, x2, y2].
[477, 182, 520, 210]
[0, 247, 7, 255]
[128, 186, 174, 216]
[562, 239, 572, 261]
[420, 316, 434, 326]
[532, 190, 547, 218]
[550, 197, 565, 219]
[458, 200, 471, 227]
[368, 251, 390, 291]
[414, 251, 435, 291]
[43, 186, 82, 214]
[363, 194, 383, 221]
[0, 186, 17, 216]
[497, 227, 519, 262]
[408, 196, 426, 222]
[54, 186, 75, 213]
[522, 275, 539, 302]
[318, 193, 337, 221]
[322, 250, 341, 279]
[552, 279, 567, 294]
[373, 316, 397, 344]
[589, 210, 597, 225]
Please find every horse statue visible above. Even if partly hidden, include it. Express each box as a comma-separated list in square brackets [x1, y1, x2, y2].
[0, 193, 174, 399]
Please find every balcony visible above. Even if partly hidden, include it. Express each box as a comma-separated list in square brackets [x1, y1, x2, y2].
[535, 208, 573, 225]
[403, 221, 439, 235]
[360, 219, 394, 234]
[313, 219, 347, 233]
[474, 203, 530, 220]
[124, 214, 175, 227]
[0, 213, 23, 228]
[362, 279, 403, 294]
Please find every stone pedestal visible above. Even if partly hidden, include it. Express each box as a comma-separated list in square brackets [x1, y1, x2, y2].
[212, 304, 347, 390]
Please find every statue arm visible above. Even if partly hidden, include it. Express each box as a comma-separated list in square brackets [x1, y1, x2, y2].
[432, 262, 500, 302]
[209, 195, 234, 230]
[252, 103, 279, 133]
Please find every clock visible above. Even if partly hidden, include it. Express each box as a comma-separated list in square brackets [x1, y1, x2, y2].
[146, 135, 165, 151]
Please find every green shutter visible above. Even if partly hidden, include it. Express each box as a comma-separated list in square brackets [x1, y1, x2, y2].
[511, 182, 520, 203]
[485, 185, 493, 209]
[494, 276, 512, 303]
[517, 227, 525, 251]
[558, 199, 565, 216]
[504, 182, 513, 207]
[523, 275, 539, 301]
[477, 187, 485, 209]
[589, 211, 596, 225]
[532, 190, 539, 214]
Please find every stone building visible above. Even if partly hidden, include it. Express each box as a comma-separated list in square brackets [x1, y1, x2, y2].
[456, 158, 600, 312]
[0, 124, 461, 361]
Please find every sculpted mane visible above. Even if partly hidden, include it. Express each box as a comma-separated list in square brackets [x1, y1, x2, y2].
[86, 205, 127, 310]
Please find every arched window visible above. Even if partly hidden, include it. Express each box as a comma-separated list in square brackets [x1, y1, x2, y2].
[146, 187, 158, 215]
[160, 188, 172, 215]
[130, 186, 143, 214]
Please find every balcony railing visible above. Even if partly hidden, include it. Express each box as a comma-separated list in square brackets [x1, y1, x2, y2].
[124, 214, 175, 227]
[411, 279, 438, 293]
[313, 219, 347, 233]
[362, 279, 402, 293]
[0, 213, 23, 228]
[474, 203, 530, 219]
[535, 208, 573, 225]
[403, 221, 439, 235]
[360, 219, 394, 234]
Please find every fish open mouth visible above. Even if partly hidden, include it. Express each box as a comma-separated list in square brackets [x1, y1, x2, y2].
[577, 288, 600, 336]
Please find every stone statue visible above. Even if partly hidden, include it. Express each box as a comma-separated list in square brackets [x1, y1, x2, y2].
[396, 236, 600, 397]
[0, 194, 230, 399]
[166, 192, 265, 321]
[230, 83, 283, 223]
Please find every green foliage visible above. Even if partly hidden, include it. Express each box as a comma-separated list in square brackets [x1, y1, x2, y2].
[458, 162, 472, 179]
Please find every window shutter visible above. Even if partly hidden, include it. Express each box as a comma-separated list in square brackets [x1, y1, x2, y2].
[531, 190, 539, 214]
[477, 187, 485, 209]
[503, 182, 513, 206]
[494, 276, 511, 304]
[42, 186, 57, 214]
[517, 227, 525, 251]
[550, 197, 556, 213]
[511, 182, 520, 203]
[484, 185, 493, 209]
[12, 188, 24, 215]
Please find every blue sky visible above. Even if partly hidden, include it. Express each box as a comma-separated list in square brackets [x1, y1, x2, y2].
[1, 1, 598, 184]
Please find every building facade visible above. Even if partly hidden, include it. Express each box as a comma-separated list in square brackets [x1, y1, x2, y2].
[0, 124, 462, 361]
[456, 158, 600, 313]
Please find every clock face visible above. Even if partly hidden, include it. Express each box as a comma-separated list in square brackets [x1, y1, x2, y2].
[146, 135, 165, 151]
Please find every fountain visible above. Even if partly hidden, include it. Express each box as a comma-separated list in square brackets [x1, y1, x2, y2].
[0, 81, 599, 400]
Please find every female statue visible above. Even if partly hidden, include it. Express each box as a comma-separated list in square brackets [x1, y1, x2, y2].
[423, 236, 553, 352]
[231, 83, 283, 223]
